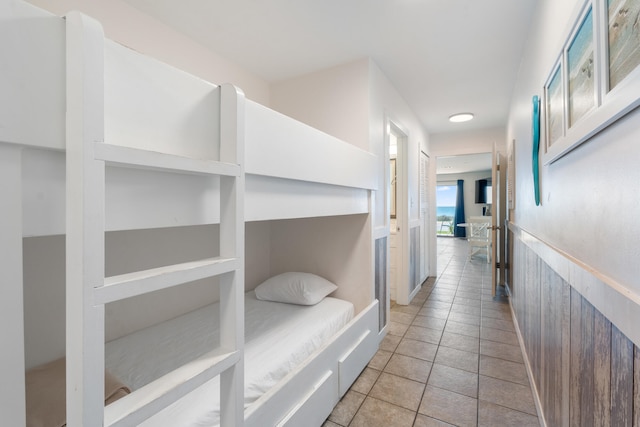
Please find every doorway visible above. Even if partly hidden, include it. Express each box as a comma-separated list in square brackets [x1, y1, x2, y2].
[436, 153, 492, 232]
[435, 151, 506, 294]
[388, 121, 410, 304]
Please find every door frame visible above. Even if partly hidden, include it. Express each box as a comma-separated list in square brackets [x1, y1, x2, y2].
[386, 118, 411, 305]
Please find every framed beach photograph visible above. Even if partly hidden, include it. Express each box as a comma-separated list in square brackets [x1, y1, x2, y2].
[567, 7, 595, 127]
[545, 63, 564, 147]
[542, 0, 640, 164]
[607, 0, 640, 90]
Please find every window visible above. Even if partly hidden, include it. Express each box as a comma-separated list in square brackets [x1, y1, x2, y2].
[436, 184, 457, 236]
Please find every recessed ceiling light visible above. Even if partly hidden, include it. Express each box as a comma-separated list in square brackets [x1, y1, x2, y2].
[449, 113, 474, 123]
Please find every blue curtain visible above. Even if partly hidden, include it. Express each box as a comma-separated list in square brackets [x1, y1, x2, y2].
[453, 179, 466, 238]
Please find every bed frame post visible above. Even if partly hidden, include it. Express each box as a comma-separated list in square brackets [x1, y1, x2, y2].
[219, 83, 246, 427]
[0, 145, 26, 426]
[65, 12, 106, 427]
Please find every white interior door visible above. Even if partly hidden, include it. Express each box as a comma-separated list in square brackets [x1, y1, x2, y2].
[419, 151, 430, 282]
[491, 146, 507, 296]
[389, 133, 397, 301]
[388, 121, 409, 305]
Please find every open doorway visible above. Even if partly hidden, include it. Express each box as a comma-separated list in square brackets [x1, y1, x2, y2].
[436, 153, 492, 263]
[436, 151, 508, 295]
[436, 153, 492, 240]
[388, 127, 400, 302]
[388, 121, 411, 304]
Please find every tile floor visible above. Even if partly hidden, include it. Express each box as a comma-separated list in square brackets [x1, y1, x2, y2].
[323, 237, 540, 427]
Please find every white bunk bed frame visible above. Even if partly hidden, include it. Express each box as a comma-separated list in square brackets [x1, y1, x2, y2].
[2, 3, 381, 427]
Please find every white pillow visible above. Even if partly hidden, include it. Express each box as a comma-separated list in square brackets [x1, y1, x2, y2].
[254, 272, 338, 305]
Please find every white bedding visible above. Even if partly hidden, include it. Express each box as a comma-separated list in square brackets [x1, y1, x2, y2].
[105, 291, 354, 426]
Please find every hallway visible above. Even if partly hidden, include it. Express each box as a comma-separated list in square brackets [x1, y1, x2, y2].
[324, 237, 540, 426]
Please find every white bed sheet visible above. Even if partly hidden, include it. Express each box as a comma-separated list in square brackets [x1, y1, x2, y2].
[105, 291, 354, 426]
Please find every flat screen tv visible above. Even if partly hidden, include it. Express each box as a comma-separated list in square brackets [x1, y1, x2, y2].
[475, 179, 492, 204]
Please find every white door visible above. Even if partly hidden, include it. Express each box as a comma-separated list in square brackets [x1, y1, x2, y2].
[491, 146, 507, 296]
[419, 151, 430, 281]
[388, 121, 410, 305]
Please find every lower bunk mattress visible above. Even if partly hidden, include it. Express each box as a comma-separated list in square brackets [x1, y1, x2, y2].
[105, 291, 355, 426]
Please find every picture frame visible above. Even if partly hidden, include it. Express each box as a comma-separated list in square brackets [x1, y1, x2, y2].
[567, 7, 595, 127]
[608, 0, 640, 90]
[542, 0, 640, 164]
[545, 62, 564, 147]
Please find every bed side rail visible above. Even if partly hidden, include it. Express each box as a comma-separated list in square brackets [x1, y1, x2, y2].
[245, 101, 378, 191]
[244, 300, 379, 427]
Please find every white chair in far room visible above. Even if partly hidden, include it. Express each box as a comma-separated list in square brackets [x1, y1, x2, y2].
[468, 216, 491, 263]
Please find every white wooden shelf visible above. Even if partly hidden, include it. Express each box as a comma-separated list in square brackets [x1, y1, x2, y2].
[95, 257, 238, 304]
[94, 143, 241, 177]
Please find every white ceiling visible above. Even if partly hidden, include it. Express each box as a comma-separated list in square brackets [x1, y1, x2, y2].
[122, 0, 536, 135]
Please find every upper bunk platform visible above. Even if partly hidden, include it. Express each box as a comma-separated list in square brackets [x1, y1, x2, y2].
[3, 3, 377, 236]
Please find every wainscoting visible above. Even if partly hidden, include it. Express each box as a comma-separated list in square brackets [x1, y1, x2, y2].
[375, 236, 388, 332]
[509, 224, 640, 426]
[410, 226, 419, 295]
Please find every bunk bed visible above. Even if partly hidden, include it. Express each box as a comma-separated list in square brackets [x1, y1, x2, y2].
[2, 2, 380, 426]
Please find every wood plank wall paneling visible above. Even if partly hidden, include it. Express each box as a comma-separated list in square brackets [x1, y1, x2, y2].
[593, 309, 611, 427]
[375, 237, 387, 332]
[635, 347, 640, 426]
[561, 276, 571, 427]
[511, 236, 640, 427]
[540, 266, 566, 427]
[507, 228, 516, 299]
[569, 288, 582, 427]
[519, 246, 541, 392]
[410, 227, 419, 293]
[579, 294, 595, 427]
[611, 325, 634, 425]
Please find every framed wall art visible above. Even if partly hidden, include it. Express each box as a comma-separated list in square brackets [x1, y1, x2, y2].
[608, 0, 640, 89]
[542, 0, 640, 164]
[545, 62, 564, 147]
[567, 7, 595, 127]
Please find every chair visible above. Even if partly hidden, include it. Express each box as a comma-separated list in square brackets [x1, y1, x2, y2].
[438, 218, 453, 235]
[467, 216, 491, 263]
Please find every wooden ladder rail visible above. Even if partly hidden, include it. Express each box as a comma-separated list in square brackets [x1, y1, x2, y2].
[65, 12, 245, 427]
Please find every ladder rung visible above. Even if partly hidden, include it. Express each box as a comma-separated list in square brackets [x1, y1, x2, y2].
[94, 257, 238, 304]
[93, 143, 241, 176]
[105, 349, 241, 427]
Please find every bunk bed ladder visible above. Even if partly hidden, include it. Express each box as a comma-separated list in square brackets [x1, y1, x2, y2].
[65, 12, 245, 427]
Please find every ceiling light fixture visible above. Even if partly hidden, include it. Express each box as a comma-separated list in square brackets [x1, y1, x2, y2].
[449, 113, 474, 123]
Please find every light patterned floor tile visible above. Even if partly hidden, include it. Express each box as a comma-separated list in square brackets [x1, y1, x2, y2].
[369, 372, 426, 411]
[350, 397, 416, 427]
[325, 237, 539, 427]
[419, 385, 478, 427]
